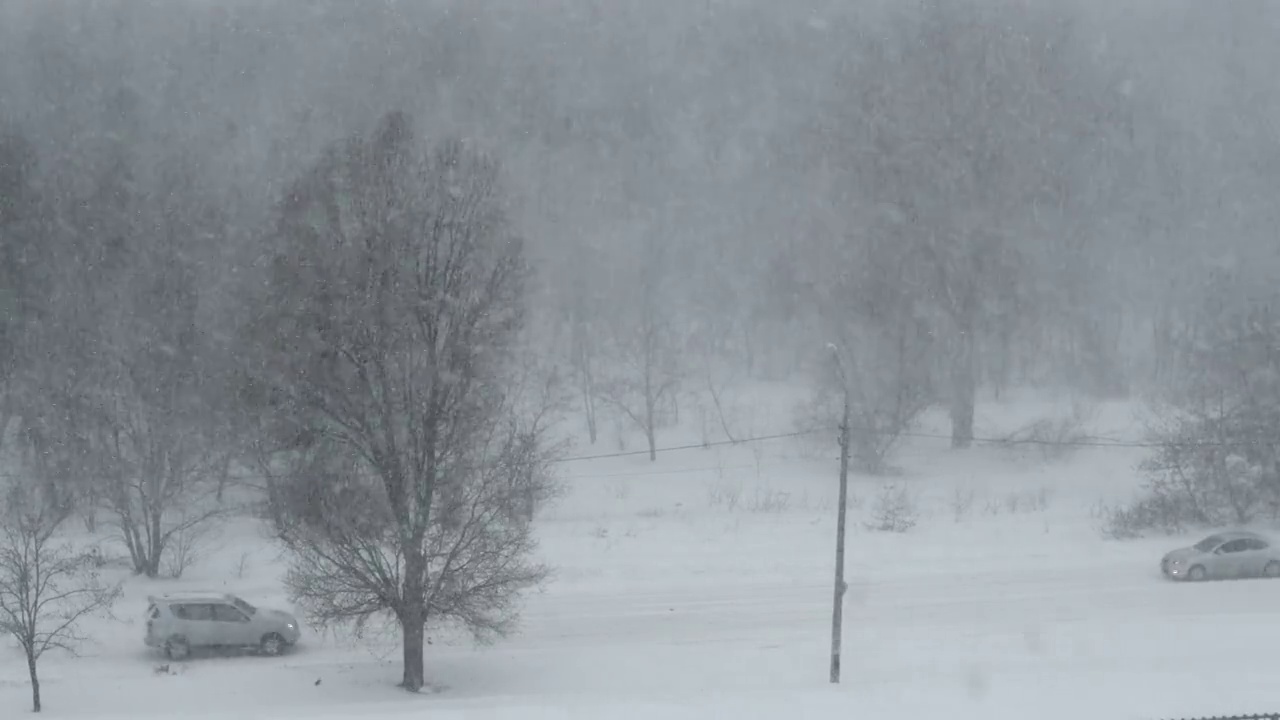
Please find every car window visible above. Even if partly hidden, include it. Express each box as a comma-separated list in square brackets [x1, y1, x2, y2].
[1247, 538, 1269, 551]
[147, 604, 160, 620]
[212, 604, 248, 623]
[1219, 540, 1247, 554]
[176, 603, 214, 621]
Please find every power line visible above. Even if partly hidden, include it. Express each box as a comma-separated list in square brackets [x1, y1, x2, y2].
[205, 425, 1280, 477]
[562, 464, 759, 479]
[547, 423, 1234, 465]
[896, 428, 1164, 449]
[0, 421, 1256, 483]
[552, 429, 821, 464]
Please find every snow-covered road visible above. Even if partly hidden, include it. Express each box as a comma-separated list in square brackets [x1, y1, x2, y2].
[8, 525, 1280, 718]
[508, 561, 1280, 647]
[8, 554, 1280, 718]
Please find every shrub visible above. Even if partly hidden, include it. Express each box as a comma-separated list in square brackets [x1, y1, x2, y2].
[865, 483, 918, 533]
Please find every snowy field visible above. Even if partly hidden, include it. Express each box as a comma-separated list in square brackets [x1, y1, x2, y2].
[4, 386, 1280, 719]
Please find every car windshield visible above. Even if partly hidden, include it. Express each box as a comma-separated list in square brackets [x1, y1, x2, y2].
[1194, 536, 1225, 552]
[233, 598, 256, 616]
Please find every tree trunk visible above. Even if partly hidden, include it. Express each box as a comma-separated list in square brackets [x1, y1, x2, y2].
[581, 387, 597, 445]
[399, 547, 427, 692]
[950, 329, 976, 449]
[121, 514, 146, 575]
[644, 395, 657, 462]
[706, 369, 737, 444]
[994, 325, 1012, 401]
[215, 454, 232, 503]
[27, 649, 40, 712]
[573, 318, 598, 445]
[400, 611, 425, 692]
[146, 509, 164, 578]
[644, 364, 657, 462]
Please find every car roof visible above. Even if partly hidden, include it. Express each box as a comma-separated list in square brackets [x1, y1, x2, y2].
[1207, 530, 1269, 542]
[147, 591, 238, 605]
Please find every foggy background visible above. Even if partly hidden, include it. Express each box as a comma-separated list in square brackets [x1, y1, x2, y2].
[1, 0, 1277, 450]
[3, 0, 1280, 709]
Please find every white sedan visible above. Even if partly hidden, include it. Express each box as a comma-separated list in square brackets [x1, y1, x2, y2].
[1160, 530, 1280, 582]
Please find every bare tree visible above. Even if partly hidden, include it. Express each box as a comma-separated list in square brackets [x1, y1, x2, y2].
[1106, 285, 1280, 537]
[595, 237, 682, 461]
[698, 355, 741, 446]
[0, 129, 127, 527]
[85, 374, 231, 579]
[818, 335, 934, 476]
[279, 408, 556, 651]
[795, 229, 936, 475]
[243, 111, 556, 692]
[0, 485, 120, 713]
[2, 116, 236, 577]
[560, 243, 605, 445]
[74, 152, 233, 578]
[569, 316, 602, 445]
[0, 128, 43, 471]
[809, 2, 1132, 447]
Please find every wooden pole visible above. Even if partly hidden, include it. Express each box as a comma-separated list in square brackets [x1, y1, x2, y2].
[830, 358, 851, 683]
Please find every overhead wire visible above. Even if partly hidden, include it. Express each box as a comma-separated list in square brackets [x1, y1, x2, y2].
[0, 418, 1257, 483]
[550, 423, 1185, 465]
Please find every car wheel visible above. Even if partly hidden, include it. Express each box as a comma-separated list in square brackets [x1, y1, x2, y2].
[165, 636, 190, 661]
[260, 633, 286, 657]
[1187, 565, 1207, 582]
[1264, 562, 1280, 578]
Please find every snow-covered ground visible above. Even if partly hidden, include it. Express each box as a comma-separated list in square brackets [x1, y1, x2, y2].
[4, 387, 1279, 719]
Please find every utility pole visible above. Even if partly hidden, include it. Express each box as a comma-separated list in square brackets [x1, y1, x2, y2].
[829, 345, 851, 684]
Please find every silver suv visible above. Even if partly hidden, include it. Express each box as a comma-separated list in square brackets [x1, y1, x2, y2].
[145, 591, 301, 659]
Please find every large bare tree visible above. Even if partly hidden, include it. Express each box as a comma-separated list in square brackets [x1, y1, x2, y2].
[244, 111, 556, 692]
[810, 1, 1132, 447]
[48, 138, 232, 577]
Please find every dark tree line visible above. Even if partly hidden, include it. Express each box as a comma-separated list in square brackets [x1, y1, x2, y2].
[4, 1, 1276, 470]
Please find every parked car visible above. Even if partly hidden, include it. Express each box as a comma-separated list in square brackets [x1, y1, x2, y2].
[1161, 531, 1280, 582]
[145, 591, 301, 659]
